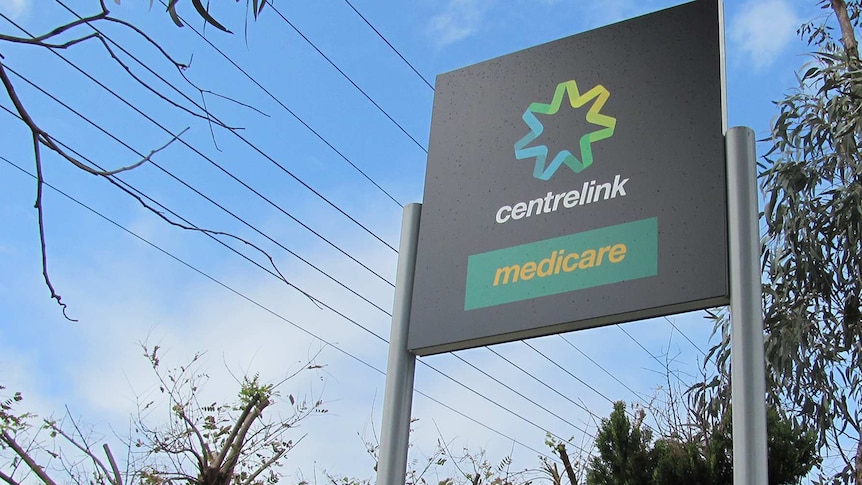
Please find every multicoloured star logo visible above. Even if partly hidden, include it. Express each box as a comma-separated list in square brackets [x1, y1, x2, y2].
[514, 80, 617, 181]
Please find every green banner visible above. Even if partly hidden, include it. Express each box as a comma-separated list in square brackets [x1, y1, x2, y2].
[465, 218, 658, 310]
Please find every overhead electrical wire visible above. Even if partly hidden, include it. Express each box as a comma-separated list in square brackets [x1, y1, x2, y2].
[522, 340, 616, 406]
[9, 6, 398, 288]
[0, 103, 390, 345]
[341, 0, 435, 91]
[267, 3, 429, 153]
[1, 10, 398, 254]
[55, 0, 405, 210]
[155, 0, 412, 205]
[618, 324, 697, 386]
[2, 82, 592, 456]
[487, 345, 603, 421]
[6, 8, 632, 434]
[0, 2, 688, 450]
[0, 153, 554, 462]
[663, 315, 709, 359]
[487, 341, 661, 440]
[1, 13, 397, 266]
[1, 89, 587, 452]
[448, 352, 594, 437]
[332, 0, 717, 378]
[557, 334, 651, 405]
[0, 68, 393, 320]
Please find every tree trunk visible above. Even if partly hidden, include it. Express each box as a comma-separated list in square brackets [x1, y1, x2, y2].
[556, 444, 579, 485]
[830, 0, 859, 60]
[856, 439, 861, 485]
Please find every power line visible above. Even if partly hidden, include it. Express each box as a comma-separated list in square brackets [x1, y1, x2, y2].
[1, 15, 397, 285]
[156, 0, 416, 202]
[557, 334, 651, 405]
[418, 357, 592, 456]
[1, 154, 556, 463]
[449, 351, 594, 438]
[0, 104, 391, 347]
[1, 92, 582, 453]
[54, 0, 405, 210]
[341, 0, 435, 91]
[484, 346, 598, 438]
[522, 340, 616, 407]
[663, 315, 709, 359]
[0, 68, 394, 319]
[0, 10, 398, 254]
[617, 324, 696, 385]
[1, 8, 616, 452]
[267, 3, 429, 153]
[488, 345, 602, 421]
[2, 92, 588, 454]
[0, 153, 385, 373]
[520, 337, 675, 441]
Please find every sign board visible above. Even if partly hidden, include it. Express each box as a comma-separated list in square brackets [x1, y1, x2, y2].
[408, 0, 728, 356]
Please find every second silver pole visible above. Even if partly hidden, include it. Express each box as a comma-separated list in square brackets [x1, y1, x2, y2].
[726, 126, 768, 485]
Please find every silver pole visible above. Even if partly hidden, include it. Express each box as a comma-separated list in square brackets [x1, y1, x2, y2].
[376, 203, 421, 485]
[726, 126, 768, 485]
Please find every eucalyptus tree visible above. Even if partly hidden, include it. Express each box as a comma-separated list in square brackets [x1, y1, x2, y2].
[701, 1, 862, 482]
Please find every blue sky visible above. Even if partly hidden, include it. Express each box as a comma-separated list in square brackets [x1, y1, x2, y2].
[0, 0, 829, 481]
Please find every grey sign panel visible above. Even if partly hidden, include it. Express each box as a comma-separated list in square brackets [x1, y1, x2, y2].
[409, 0, 727, 356]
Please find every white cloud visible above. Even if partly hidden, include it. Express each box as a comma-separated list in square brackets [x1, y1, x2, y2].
[428, 0, 492, 47]
[730, 0, 801, 69]
[0, 0, 28, 18]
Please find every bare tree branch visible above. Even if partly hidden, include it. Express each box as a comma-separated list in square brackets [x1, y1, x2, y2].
[0, 32, 101, 49]
[31, 134, 73, 321]
[1, 4, 108, 45]
[0, 469, 21, 485]
[0, 61, 181, 177]
[213, 397, 264, 473]
[45, 415, 115, 485]
[0, 1, 276, 319]
[239, 436, 299, 485]
[102, 444, 123, 485]
[0, 430, 59, 485]
[555, 445, 579, 485]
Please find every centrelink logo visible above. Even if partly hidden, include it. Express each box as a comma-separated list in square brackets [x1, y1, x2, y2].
[514, 80, 617, 180]
[495, 80, 627, 225]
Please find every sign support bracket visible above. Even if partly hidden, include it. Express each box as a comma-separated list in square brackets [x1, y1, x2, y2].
[376, 203, 421, 485]
[726, 126, 768, 485]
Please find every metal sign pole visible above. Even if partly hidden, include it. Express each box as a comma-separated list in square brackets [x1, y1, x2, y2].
[376, 203, 421, 485]
[726, 126, 768, 484]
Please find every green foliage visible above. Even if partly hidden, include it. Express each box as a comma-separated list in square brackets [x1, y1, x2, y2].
[239, 373, 274, 406]
[0, 385, 28, 432]
[766, 407, 820, 485]
[583, 401, 816, 485]
[586, 402, 654, 485]
[651, 439, 710, 485]
[117, 0, 269, 31]
[700, 1, 862, 481]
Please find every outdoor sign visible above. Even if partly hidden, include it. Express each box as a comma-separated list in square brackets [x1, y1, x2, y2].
[408, 0, 728, 356]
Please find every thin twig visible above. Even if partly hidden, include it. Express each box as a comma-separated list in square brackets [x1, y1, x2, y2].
[0, 469, 21, 485]
[0, 430, 59, 485]
[32, 136, 74, 321]
[102, 444, 122, 485]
